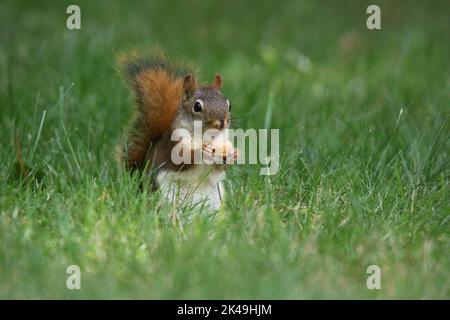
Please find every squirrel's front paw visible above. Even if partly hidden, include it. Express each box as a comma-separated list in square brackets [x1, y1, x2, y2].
[202, 143, 218, 164]
[226, 148, 239, 163]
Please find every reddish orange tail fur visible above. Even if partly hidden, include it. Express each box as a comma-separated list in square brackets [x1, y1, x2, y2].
[117, 50, 191, 171]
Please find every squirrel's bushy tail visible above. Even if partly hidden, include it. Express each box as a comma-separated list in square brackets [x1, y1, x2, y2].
[117, 48, 191, 171]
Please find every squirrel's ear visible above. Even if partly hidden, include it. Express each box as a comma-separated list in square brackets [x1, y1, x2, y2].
[213, 73, 223, 89]
[183, 73, 197, 97]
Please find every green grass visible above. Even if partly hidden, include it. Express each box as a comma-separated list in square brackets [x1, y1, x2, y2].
[0, 0, 449, 299]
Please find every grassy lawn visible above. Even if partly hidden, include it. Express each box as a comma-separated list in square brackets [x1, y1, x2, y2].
[0, 0, 449, 299]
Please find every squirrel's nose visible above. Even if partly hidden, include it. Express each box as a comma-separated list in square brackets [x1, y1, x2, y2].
[212, 119, 226, 130]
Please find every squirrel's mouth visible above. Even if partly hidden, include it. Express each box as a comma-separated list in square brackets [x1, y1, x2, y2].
[209, 119, 228, 130]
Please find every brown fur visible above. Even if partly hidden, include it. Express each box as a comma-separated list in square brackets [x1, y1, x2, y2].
[125, 71, 183, 170]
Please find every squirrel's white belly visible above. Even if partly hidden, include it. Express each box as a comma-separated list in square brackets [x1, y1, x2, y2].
[156, 166, 225, 210]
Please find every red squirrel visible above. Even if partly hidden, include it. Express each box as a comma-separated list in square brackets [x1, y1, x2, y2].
[118, 49, 237, 210]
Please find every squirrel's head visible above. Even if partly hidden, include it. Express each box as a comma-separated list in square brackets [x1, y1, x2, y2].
[181, 73, 231, 132]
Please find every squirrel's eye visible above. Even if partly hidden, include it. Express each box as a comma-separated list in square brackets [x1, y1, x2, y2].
[226, 99, 231, 111]
[193, 99, 204, 113]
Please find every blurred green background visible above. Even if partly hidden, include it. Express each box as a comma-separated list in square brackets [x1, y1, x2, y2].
[0, 0, 449, 298]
